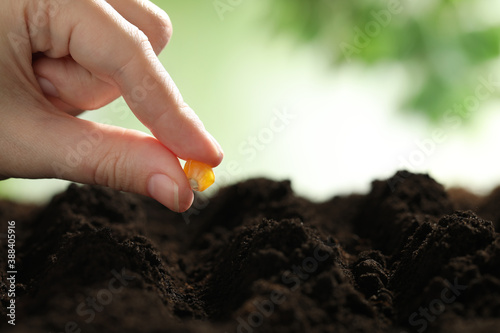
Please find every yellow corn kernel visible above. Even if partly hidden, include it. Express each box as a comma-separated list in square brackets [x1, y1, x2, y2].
[183, 160, 215, 192]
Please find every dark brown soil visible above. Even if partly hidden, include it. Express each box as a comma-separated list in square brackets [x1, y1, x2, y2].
[1, 171, 500, 333]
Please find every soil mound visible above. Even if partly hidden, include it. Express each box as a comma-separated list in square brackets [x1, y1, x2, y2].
[1, 172, 500, 332]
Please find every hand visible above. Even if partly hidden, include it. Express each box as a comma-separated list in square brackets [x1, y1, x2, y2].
[0, 0, 223, 212]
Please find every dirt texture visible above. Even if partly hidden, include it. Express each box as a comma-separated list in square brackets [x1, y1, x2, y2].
[1, 171, 500, 333]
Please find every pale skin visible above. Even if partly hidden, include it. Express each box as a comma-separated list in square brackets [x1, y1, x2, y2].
[0, 0, 223, 212]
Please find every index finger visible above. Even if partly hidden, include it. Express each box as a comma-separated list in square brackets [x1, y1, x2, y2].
[31, 0, 223, 167]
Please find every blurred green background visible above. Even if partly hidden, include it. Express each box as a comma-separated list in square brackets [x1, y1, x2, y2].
[1, 0, 500, 203]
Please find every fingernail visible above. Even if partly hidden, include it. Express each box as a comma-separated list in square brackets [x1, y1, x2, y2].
[36, 76, 59, 98]
[147, 174, 180, 212]
[207, 132, 224, 158]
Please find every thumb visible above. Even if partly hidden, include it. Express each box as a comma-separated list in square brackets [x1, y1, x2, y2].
[5, 112, 194, 212]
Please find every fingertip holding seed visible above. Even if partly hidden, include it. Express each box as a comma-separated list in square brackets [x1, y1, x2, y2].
[183, 160, 215, 192]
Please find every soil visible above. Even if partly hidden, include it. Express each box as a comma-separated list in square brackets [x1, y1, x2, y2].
[1, 171, 500, 333]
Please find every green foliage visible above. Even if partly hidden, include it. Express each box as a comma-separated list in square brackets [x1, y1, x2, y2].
[266, 0, 500, 122]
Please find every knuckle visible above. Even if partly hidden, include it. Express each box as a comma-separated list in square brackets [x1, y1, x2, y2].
[92, 148, 131, 191]
[26, 0, 53, 51]
[148, 11, 173, 52]
[110, 29, 151, 82]
[133, 29, 152, 51]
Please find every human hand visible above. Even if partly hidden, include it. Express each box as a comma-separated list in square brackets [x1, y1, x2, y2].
[0, 0, 223, 212]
